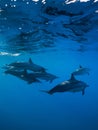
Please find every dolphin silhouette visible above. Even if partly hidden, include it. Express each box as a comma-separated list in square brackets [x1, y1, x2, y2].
[41, 74, 89, 95]
[21, 71, 58, 83]
[5, 69, 41, 84]
[3, 58, 47, 72]
[72, 65, 90, 76]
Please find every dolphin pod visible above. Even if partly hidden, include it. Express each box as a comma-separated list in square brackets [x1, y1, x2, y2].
[3, 59, 90, 95]
[3, 58, 58, 84]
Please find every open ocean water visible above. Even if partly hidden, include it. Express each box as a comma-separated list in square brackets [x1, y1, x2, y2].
[0, 0, 98, 130]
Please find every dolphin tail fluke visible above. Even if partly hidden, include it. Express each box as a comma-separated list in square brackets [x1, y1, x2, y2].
[40, 90, 52, 95]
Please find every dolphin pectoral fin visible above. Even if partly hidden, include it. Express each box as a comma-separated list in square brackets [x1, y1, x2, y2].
[40, 90, 52, 95]
[27, 81, 33, 84]
[27, 82, 32, 84]
[79, 65, 82, 68]
[36, 79, 41, 83]
[49, 80, 53, 83]
[24, 69, 27, 75]
[82, 89, 85, 95]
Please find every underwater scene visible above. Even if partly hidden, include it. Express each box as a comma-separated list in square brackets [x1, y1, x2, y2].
[0, 0, 98, 130]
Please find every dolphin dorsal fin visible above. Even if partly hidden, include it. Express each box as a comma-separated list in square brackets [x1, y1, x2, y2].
[70, 74, 76, 81]
[29, 58, 33, 64]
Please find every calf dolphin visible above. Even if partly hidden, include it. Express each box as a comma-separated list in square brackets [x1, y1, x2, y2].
[72, 65, 90, 76]
[5, 69, 41, 84]
[23, 71, 58, 83]
[3, 58, 47, 72]
[41, 74, 89, 95]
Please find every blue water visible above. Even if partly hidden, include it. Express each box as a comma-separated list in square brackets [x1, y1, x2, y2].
[0, 49, 98, 130]
[0, 1, 98, 130]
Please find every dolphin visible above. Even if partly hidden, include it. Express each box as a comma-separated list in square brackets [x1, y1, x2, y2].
[3, 58, 47, 72]
[41, 74, 89, 95]
[35, 71, 58, 83]
[72, 65, 90, 76]
[5, 69, 41, 84]
[23, 71, 58, 83]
